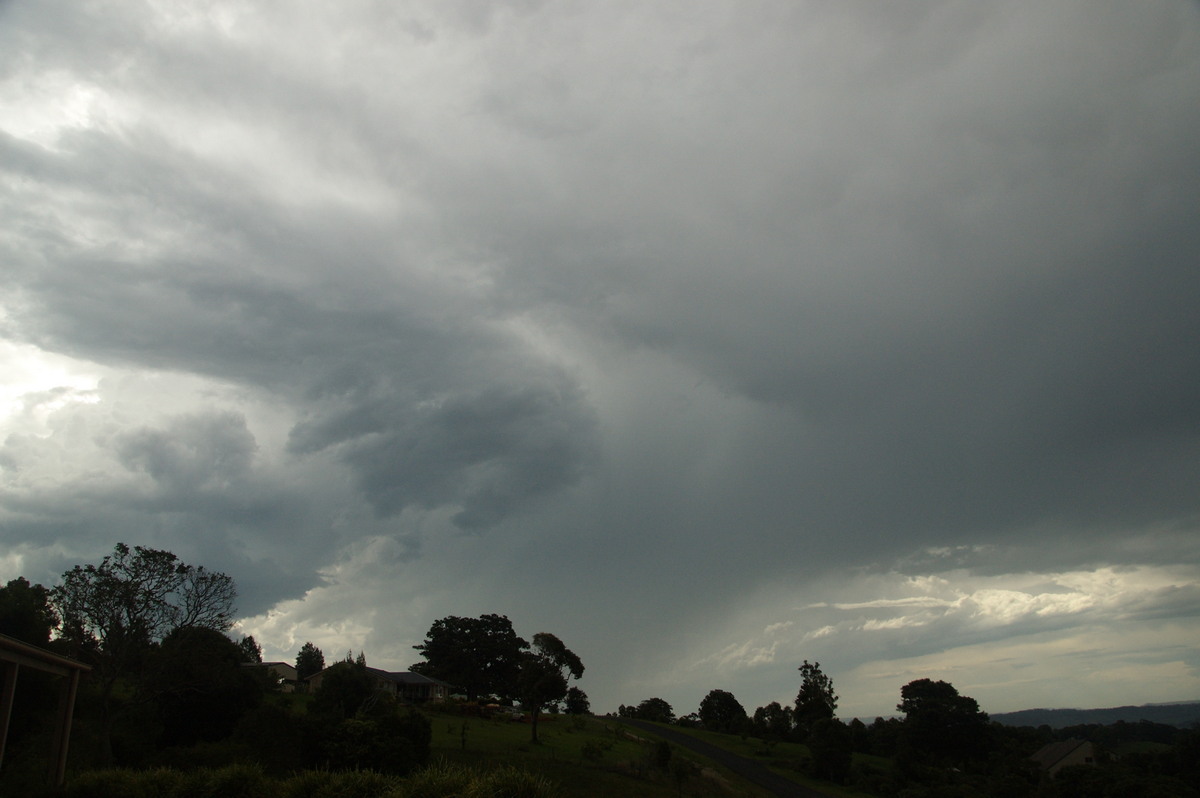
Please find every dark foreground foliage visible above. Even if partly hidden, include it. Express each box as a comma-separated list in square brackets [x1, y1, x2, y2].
[56, 761, 558, 798]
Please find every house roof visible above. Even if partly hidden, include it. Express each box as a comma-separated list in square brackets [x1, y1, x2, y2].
[365, 666, 450, 687]
[304, 662, 449, 688]
[1031, 739, 1091, 770]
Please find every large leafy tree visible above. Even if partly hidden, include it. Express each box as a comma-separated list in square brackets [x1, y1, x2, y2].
[516, 632, 584, 743]
[698, 689, 748, 735]
[0, 578, 61, 749]
[50, 542, 236, 760]
[411, 614, 528, 701]
[311, 656, 376, 719]
[296, 641, 326, 681]
[628, 697, 675, 724]
[795, 660, 838, 738]
[0, 576, 59, 646]
[808, 718, 853, 783]
[563, 686, 590, 715]
[896, 678, 991, 766]
[752, 701, 795, 741]
[146, 626, 264, 746]
[237, 634, 263, 663]
[53, 543, 236, 653]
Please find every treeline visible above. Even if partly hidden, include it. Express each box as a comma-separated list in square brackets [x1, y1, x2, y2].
[0, 545, 432, 795]
[615, 662, 1200, 796]
[1, 545, 590, 795]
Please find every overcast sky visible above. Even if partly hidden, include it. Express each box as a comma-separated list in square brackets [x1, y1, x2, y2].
[2, 0, 1199, 720]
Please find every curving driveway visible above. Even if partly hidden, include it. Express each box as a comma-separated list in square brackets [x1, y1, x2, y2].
[615, 719, 830, 798]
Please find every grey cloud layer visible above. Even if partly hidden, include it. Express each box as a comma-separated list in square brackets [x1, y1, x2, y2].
[2, 0, 1198, 714]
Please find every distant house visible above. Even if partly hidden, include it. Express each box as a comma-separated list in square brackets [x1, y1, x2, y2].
[304, 664, 450, 704]
[1031, 739, 1097, 775]
[243, 661, 299, 692]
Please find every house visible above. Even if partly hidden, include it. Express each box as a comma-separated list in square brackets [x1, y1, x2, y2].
[304, 664, 450, 704]
[242, 661, 299, 692]
[373, 669, 451, 703]
[1031, 739, 1097, 775]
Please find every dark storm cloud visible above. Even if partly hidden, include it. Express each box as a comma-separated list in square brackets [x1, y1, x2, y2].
[116, 411, 257, 489]
[1, 112, 599, 530]
[2, 0, 1199, 715]
[290, 366, 596, 525]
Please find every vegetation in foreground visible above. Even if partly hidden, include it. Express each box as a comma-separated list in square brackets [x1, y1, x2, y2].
[4, 543, 1199, 797]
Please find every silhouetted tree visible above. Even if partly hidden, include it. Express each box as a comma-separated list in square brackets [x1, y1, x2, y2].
[412, 614, 528, 701]
[699, 689, 748, 734]
[517, 632, 584, 743]
[147, 626, 264, 746]
[311, 656, 376, 719]
[632, 697, 676, 724]
[564, 686, 590, 715]
[0, 577, 58, 645]
[237, 634, 263, 663]
[795, 659, 837, 739]
[0, 578, 61, 756]
[897, 678, 991, 766]
[752, 701, 794, 741]
[50, 543, 236, 761]
[296, 641, 325, 681]
[808, 718, 853, 783]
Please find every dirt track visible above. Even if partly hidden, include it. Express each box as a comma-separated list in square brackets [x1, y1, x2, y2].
[614, 719, 830, 798]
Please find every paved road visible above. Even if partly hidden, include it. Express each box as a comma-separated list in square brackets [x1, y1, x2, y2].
[614, 719, 829, 798]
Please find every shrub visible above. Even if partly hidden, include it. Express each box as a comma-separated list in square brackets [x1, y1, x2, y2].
[402, 760, 474, 798]
[469, 765, 557, 798]
[233, 702, 305, 774]
[63, 769, 142, 798]
[195, 763, 274, 798]
[312, 769, 400, 798]
[279, 769, 335, 798]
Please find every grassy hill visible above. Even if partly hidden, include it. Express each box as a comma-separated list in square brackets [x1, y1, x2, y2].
[421, 708, 778, 797]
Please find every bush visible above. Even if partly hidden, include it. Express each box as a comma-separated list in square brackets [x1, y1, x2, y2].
[63, 769, 142, 798]
[400, 761, 557, 798]
[309, 770, 400, 798]
[279, 770, 335, 798]
[233, 702, 305, 774]
[470, 765, 557, 798]
[195, 763, 274, 798]
[402, 761, 474, 798]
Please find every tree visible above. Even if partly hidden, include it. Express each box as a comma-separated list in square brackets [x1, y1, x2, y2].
[0, 577, 59, 646]
[808, 718, 853, 783]
[0, 577, 61, 753]
[296, 641, 326, 681]
[632, 697, 676, 724]
[237, 634, 263, 663]
[311, 656, 376, 720]
[50, 543, 237, 761]
[897, 678, 991, 766]
[564, 686, 590, 715]
[147, 626, 264, 746]
[698, 689, 748, 735]
[795, 660, 838, 739]
[411, 614, 528, 701]
[52, 543, 235, 651]
[752, 701, 794, 741]
[516, 632, 584, 743]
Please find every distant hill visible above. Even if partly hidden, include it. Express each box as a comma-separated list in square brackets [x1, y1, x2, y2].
[992, 701, 1200, 729]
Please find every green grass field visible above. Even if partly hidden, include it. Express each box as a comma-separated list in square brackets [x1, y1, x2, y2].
[618, 722, 884, 798]
[421, 709, 778, 798]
